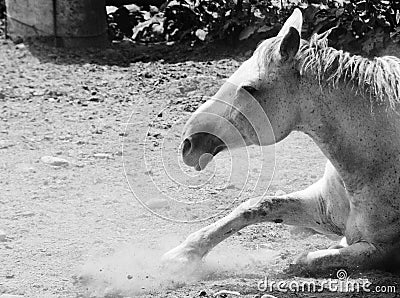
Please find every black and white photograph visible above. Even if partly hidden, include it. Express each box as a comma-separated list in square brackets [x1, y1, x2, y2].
[1, 0, 400, 297]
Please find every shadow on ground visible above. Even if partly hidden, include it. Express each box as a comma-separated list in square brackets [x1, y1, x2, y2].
[21, 36, 266, 67]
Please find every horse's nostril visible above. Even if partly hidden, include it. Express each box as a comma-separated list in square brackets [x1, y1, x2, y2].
[182, 138, 192, 157]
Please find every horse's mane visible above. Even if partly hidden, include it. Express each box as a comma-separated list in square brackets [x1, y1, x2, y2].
[256, 32, 400, 110]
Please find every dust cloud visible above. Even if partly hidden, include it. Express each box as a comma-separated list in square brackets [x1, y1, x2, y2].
[76, 238, 278, 297]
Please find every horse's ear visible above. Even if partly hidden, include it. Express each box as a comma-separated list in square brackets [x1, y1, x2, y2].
[277, 8, 303, 38]
[279, 27, 300, 61]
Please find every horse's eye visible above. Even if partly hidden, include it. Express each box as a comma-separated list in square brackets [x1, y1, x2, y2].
[242, 85, 258, 95]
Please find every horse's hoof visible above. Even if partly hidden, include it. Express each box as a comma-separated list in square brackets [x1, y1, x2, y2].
[161, 246, 202, 275]
[294, 251, 309, 266]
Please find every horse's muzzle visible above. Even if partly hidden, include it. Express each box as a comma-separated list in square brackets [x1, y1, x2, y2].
[182, 132, 227, 171]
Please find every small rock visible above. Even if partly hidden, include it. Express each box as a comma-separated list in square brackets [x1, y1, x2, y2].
[5, 273, 15, 279]
[41, 156, 70, 167]
[274, 190, 286, 196]
[0, 230, 6, 242]
[15, 43, 25, 50]
[143, 72, 153, 78]
[32, 90, 45, 96]
[198, 290, 207, 296]
[93, 153, 112, 159]
[147, 199, 169, 210]
[89, 96, 102, 102]
[127, 274, 133, 280]
[12, 36, 23, 44]
[20, 165, 35, 173]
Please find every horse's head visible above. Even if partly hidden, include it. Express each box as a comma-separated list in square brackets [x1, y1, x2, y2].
[182, 9, 304, 170]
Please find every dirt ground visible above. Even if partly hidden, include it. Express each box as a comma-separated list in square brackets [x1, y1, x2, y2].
[1, 32, 400, 298]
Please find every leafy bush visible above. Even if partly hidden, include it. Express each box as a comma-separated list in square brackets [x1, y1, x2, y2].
[303, 0, 400, 55]
[108, 0, 400, 54]
[107, 0, 289, 43]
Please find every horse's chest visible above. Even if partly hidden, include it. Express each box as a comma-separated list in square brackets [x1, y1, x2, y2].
[345, 187, 400, 243]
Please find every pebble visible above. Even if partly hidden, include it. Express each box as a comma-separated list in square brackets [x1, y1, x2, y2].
[225, 184, 236, 190]
[198, 290, 207, 296]
[147, 199, 169, 209]
[41, 156, 70, 167]
[89, 96, 102, 102]
[15, 43, 25, 50]
[143, 72, 153, 78]
[17, 163, 36, 173]
[0, 230, 6, 242]
[93, 153, 112, 159]
[274, 190, 286, 196]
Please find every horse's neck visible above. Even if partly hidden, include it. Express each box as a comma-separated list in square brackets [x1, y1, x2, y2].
[298, 80, 400, 193]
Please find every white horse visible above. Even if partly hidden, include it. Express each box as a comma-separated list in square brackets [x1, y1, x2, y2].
[163, 8, 400, 271]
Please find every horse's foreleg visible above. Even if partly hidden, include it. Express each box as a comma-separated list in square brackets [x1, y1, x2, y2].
[162, 186, 323, 267]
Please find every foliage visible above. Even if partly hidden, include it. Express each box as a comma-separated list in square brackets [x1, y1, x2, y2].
[302, 0, 400, 55]
[107, 0, 400, 56]
[0, 0, 5, 19]
[107, 0, 290, 43]
[107, 1, 399, 55]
